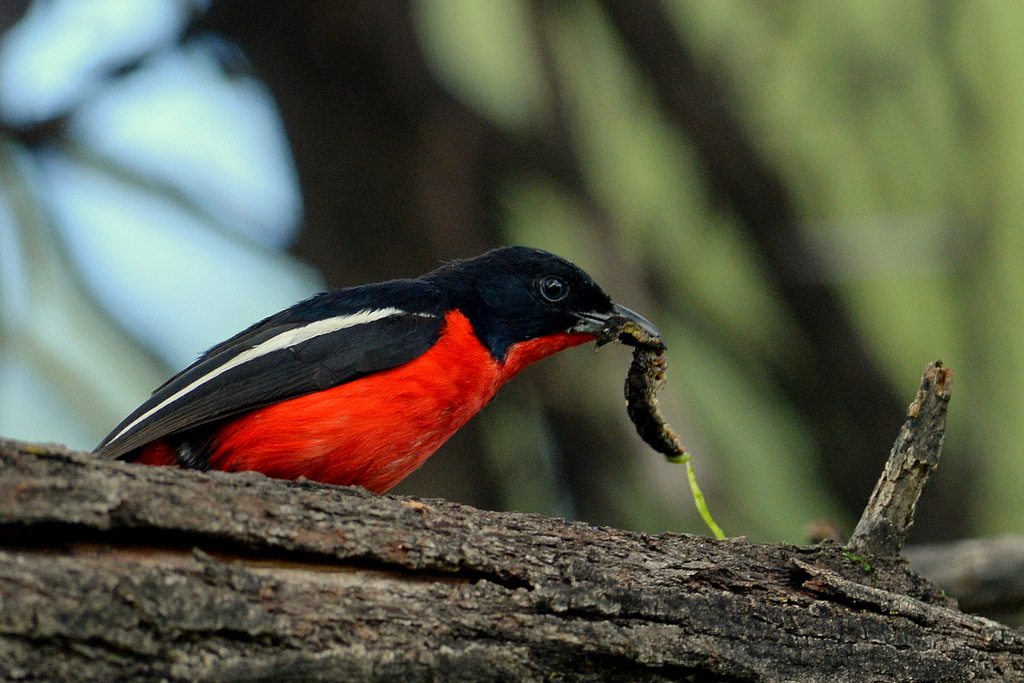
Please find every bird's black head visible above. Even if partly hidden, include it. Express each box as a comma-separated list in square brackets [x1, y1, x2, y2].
[424, 246, 658, 361]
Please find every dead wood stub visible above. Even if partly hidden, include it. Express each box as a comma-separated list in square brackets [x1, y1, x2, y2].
[849, 361, 953, 558]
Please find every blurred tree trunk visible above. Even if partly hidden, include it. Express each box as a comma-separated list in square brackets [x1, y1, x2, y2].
[596, 0, 920, 529]
[205, 0, 507, 510]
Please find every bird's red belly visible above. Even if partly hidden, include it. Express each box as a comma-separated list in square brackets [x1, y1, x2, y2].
[197, 311, 594, 493]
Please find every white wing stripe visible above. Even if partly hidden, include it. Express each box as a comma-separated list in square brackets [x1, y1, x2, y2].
[106, 307, 409, 447]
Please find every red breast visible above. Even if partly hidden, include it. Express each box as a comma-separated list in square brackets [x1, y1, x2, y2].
[136, 310, 594, 492]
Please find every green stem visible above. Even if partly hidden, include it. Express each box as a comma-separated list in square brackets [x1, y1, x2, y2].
[685, 460, 725, 539]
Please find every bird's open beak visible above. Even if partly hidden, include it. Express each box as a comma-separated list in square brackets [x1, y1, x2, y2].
[574, 303, 665, 350]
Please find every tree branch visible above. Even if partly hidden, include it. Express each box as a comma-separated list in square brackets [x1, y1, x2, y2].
[907, 534, 1024, 619]
[849, 361, 953, 557]
[1, 427, 1021, 682]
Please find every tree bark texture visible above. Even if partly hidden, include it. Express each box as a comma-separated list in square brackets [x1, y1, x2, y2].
[0, 440, 1021, 682]
[849, 361, 953, 557]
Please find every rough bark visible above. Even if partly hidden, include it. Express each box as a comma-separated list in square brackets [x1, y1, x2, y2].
[0, 437, 1021, 682]
[849, 361, 953, 556]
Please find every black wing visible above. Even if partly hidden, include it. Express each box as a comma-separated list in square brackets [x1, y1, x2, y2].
[94, 308, 444, 461]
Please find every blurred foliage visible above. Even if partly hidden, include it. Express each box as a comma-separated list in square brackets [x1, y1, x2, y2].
[0, 0, 319, 451]
[4, 0, 1022, 545]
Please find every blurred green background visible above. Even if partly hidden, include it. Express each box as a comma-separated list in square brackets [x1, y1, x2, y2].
[0, 0, 1014, 545]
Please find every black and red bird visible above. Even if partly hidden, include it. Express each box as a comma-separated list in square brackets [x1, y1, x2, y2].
[95, 247, 660, 493]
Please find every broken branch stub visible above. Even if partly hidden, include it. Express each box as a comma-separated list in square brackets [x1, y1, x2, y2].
[848, 360, 953, 558]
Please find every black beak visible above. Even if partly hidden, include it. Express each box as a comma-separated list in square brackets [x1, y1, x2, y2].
[574, 303, 665, 350]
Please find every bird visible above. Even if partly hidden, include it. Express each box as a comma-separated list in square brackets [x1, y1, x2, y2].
[94, 246, 661, 494]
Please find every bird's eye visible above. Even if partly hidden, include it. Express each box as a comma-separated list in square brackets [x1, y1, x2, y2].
[538, 275, 569, 303]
